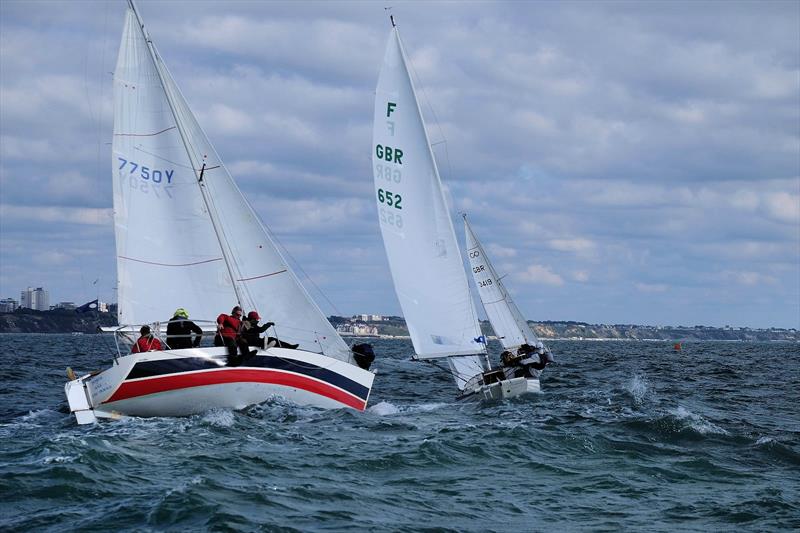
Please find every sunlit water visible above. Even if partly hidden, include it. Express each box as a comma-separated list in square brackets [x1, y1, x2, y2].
[1, 334, 798, 531]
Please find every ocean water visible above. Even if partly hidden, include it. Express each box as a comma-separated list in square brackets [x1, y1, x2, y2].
[0, 334, 798, 531]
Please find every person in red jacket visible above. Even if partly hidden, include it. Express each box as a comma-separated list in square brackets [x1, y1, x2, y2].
[131, 325, 163, 353]
[215, 306, 253, 366]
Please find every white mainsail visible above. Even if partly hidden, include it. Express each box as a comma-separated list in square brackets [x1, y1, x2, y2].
[113, 4, 351, 362]
[373, 23, 486, 388]
[464, 217, 542, 350]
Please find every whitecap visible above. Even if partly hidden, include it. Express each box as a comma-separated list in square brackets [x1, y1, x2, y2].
[755, 436, 775, 445]
[626, 374, 650, 404]
[368, 401, 400, 416]
[200, 408, 235, 427]
[21, 409, 56, 422]
[669, 406, 728, 435]
[410, 402, 448, 413]
[164, 475, 204, 498]
[42, 455, 75, 465]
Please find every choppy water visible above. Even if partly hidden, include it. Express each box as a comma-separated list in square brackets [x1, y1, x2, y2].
[1, 334, 798, 531]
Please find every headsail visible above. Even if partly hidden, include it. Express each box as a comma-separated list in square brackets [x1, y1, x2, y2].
[113, 3, 351, 362]
[373, 24, 486, 387]
[464, 216, 542, 350]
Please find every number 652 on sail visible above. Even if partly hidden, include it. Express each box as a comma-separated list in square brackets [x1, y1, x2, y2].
[377, 188, 403, 209]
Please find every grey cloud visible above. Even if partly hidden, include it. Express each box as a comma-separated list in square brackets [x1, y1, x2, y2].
[0, 0, 797, 328]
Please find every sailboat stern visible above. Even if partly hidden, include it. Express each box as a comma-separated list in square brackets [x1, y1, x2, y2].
[65, 377, 98, 425]
[457, 372, 541, 402]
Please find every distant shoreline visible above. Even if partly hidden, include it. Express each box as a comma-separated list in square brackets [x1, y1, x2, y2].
[0, 310, 796, 341]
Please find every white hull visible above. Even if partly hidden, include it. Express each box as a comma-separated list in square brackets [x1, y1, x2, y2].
[457, 377, 540, 402]
[65, 347, 374, 424]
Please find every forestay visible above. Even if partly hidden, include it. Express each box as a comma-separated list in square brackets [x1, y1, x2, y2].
[113, 6, 351, 362]
[464, 217, 541, 350]
[372, 25, 484, 363]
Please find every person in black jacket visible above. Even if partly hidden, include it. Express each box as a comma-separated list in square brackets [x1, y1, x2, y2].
[166, 308, 203, 349]
[242, 311, 298, 349]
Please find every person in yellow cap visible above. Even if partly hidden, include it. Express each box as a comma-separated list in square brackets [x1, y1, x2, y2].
[166, 307, 203, 349]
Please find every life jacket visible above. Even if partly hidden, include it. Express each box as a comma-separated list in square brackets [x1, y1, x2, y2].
[132, 335, 163, 353]
[217, 313, 241, 339]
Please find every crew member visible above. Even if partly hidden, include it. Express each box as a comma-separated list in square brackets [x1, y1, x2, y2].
[166, 307, 203, 349]
[131, 325, 163, 353]
[216, 306, 253, 366]
[242, 311, 299, 350]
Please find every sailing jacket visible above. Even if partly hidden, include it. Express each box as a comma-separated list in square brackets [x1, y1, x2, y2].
[217, 314, 242, 340]
[131, 335, 163, 353]
[166, 317, 203, 349]
[241, 320, 270, 347]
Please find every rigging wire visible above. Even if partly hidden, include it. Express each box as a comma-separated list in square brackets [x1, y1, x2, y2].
[256, 213, 343, 317]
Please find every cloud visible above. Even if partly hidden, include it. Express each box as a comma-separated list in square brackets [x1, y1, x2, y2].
[548, 238, 596, 254]
[0, 0, 797, 328]
[572, 270, 589, 282]
[487, 243, 517, 258]
[516, 264, 564, 286]
[635, 282, 669, 293]
[721, 270, 778, 286]
[0, 205, 112, 226]
[763, 192, 800, 224]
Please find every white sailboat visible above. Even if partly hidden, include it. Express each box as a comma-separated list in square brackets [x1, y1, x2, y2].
[372, 19, 544, 400]
[64, 1, 375, 424]
[464, 215, 554, 390]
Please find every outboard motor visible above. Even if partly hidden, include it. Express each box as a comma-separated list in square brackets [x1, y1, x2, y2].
[352, 343, 375, 371]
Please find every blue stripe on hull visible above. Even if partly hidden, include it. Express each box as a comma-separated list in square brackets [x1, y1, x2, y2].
[125, 355, 370, 402]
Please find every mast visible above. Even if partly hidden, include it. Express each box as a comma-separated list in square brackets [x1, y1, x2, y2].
[125, 0, 248, 310]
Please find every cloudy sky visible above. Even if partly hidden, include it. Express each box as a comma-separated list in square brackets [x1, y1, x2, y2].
[1, 0, 798, 329]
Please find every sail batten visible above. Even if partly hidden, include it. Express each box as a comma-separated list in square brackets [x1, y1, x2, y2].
[373, 27, 486, 385]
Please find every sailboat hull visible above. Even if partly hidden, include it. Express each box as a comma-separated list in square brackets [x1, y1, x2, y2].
[65, 347, 374, 424]
[456, 377, 540, 402]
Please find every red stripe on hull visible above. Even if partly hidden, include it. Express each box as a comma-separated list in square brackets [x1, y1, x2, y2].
[104, 369, 367, 411]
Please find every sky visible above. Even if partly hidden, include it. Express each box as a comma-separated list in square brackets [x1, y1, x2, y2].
[0, 0, 798, 329]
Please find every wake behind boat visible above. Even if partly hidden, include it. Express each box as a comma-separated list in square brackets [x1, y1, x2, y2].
[65, 1, 375, 424]
[371, 18, 547, 401]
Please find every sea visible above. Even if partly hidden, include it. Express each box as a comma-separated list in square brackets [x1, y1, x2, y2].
[0, 334, 798, 531]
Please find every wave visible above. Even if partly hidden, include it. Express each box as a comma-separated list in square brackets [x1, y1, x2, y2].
[625, 374, 651, 405]
[368, 401, 400, 416]
[367, 401, 449, 417]
[199, 408, 236, 428]
[668, 406, 729, 435]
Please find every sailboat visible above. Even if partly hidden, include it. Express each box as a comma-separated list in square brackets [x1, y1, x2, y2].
[64, 1, 375, 424]
[372, 18, 545, 400]
[464, 215, 554, 392]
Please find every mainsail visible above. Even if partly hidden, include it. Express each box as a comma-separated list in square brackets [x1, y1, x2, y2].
[464, 217, 542, 350]
[112, 3, 351, 361]
[372, 22, 486, 388]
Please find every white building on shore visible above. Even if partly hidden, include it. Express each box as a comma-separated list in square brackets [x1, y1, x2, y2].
[20, 287, 49, 311]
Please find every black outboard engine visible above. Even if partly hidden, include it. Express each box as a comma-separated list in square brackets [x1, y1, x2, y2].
[352, 343, 375, 371]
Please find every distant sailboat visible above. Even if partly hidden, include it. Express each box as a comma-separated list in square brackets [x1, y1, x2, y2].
[64, 0, 375, 424]
[372, 18, 546, 400]
[464, 215, 553, 388]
